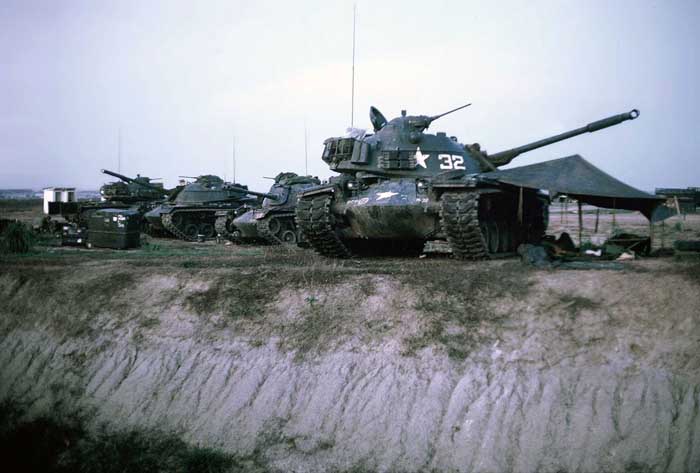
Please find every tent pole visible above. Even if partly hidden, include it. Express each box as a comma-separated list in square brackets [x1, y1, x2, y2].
[594, 208, 600, 233]
[518, 187, 523, 224]
[577, 200, 583, 249]
[563, 197, 568, 225]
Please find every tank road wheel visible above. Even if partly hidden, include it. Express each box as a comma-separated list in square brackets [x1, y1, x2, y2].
[267, 218, 281, 235]
[439, 191, 489, 260]
[162, 213, 197, 242]
[296, 194, 352, 258]
[280, 230, 297, 244]
[199, 222, 215, 239]
[184, 223, 199, 239]
[172, 213, 185, 227]
[215, 216, 231, 239]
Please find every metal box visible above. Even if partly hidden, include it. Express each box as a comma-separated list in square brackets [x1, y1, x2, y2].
[87, 209, 141, 249]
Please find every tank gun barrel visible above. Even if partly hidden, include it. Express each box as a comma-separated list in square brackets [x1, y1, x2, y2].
[225, 185, 278, 200]
[486, 109, 639, 167]
[102, 169, 135, 183]
[101, 169, 170, 196]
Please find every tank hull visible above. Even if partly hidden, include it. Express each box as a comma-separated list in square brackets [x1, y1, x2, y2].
[338, 179, 439, 240]
[297, 179, 549, 258]
[232, 210, 263, 239]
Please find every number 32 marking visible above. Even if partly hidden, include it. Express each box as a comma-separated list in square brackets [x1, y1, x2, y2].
[439, 154, 466, 170]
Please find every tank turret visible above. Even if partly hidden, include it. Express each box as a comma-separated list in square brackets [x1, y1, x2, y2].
[101, 169, 170, 198]
[321, 105, 639, 179]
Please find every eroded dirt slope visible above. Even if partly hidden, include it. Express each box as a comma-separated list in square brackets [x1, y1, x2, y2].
[1, 247, 699, 472]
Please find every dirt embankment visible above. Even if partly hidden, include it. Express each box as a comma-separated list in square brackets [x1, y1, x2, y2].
[1, 250, 699, 472]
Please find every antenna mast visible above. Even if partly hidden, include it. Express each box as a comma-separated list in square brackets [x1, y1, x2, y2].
[304, 119, 309, 175]
[232, 134, 236, 184]
[351, 4, 356, 128]
[117, 127, 122, 174]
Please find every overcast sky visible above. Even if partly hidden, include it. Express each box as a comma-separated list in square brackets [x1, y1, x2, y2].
[1, 0, 699, 192]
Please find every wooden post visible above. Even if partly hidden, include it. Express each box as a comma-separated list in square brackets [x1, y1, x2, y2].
[560, 197, 564, 224]
[563, 197, 568, 225]
[594, 208, 600, 233]
[577, 200, 583, 249]
[518, 187, 523, 224]
[649, 219, 653, 250]
[612, 198, 617, 228]
[674, 197, 684, 226]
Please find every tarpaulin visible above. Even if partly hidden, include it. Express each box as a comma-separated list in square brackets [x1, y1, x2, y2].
[480, 155, 667, 220]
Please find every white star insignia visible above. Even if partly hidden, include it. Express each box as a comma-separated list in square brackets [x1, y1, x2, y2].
[376, 191, 398, 200]
[414, 147, 430, 168]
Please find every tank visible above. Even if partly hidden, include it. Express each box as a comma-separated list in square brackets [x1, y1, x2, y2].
[144, 175, 261, 241]
[99, 170, 169, 204]
[227, 172, 321, 244]
[295, 104, 639, 258]
[56, 169, 172, 231]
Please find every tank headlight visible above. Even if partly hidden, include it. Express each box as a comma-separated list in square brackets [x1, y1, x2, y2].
[347, 181, 356, 190]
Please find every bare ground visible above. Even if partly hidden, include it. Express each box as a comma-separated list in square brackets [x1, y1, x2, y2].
[1, 204, 699, 472]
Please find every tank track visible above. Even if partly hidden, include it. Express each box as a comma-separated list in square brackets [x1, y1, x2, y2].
[258, 212, 296, 245]
[215, 215, 232, 240]
[162, 212, 197, 242]
[296, 194, 352, 258]
[439, 191, 489, 260]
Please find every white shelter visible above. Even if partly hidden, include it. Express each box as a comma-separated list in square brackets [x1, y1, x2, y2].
[43, 187, 76, 214]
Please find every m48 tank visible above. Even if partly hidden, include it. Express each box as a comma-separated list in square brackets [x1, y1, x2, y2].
[295, 104, 639, 258]
[51, 169, 171, 231]
[228, 172, 321, 244]
[145, 175, 260, 241]
[100, 171, 168, 204]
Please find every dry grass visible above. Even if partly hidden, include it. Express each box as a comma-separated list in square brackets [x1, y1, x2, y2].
[401, 262, 533, 359]
[2, 207, 699, 359]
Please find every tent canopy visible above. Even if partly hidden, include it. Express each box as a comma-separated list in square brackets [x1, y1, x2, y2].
[480, 155, 665, 220]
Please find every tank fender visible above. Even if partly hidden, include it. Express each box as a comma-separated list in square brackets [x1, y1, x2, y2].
[298, 184, 337, 198]
[253, 208, 271, 220]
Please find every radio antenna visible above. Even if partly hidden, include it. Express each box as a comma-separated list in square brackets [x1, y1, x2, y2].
[117, 127, 122, 174]
[350, 4, 356, 128]
[232, 133, 236, 184]
[304, 119, 309, 175]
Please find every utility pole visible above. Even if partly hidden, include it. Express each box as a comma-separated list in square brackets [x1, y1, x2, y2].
[351, 3, 356, 128]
